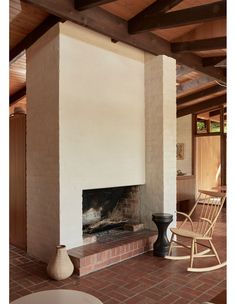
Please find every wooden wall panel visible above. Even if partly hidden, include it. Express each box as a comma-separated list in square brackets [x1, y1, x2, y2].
[177, 175, 196, 202]
[196, 136, 221, 192]
[10, 113, 27, 250]
[221, 134, 227, 186]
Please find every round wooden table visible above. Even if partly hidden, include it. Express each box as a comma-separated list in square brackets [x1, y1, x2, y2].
[11, 289, 103, 304]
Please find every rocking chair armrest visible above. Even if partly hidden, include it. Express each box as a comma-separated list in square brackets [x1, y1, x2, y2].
[200, 217, 214, 236]
[176, 211, 194, 230]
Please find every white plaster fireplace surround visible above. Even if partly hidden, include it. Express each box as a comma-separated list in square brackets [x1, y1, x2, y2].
[59, 22, 145, 246]
[27, 21, 176, 262]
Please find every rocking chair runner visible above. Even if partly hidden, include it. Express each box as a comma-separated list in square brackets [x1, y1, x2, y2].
[165, 190, 226, 272]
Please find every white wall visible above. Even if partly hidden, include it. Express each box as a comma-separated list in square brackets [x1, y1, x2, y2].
[27, 21, 177, 261]
[59, 22, 145, 248]
[177, 115, 192, 175]
[27, 22, 145, 260]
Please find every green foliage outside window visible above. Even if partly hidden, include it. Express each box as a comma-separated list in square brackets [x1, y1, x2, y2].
[210, 121, 220, 133]
[197, 121, 207, 132]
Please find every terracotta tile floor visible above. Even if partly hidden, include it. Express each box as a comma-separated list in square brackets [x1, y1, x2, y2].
[10, 210, 226, 303]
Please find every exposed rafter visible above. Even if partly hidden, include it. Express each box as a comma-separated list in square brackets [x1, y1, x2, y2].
[177, 75, 215, 95]
[74, 0, 116, 11]
[177, 85, 225, 105]
[128, 0, 183, 34]
[171, 37, 226, 53]
[128, 1, 226, 34]
[10, 15, 61, 63]
[10, 87, 26, 106]
[202, 56, 226, 67]
[176, 65, 193, 78]
[22, 0, 226, 82]
[177, 94, 226, 117]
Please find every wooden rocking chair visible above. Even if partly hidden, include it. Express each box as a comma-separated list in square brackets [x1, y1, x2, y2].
[165, 190, 226, 272]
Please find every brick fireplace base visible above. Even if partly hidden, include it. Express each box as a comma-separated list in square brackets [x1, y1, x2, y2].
[68, 229, 156, 276]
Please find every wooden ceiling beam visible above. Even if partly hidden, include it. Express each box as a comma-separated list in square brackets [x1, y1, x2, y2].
[177, 84, 225, 105]
[128, 0, 183, 34]
[10, 15, 61, 63]
[10, 87, 26, 106]
[22, 0, 226, 82]
[177, 94, 226, 117]
[74, 0, 117, 11]
[209, 107, 226, 117]
[171, 37, 226, 53]
[202, 56, 226, 67]
[177, 75, 215, 95]
[176, 65, 194, 78]
[128, 1, 226, 34]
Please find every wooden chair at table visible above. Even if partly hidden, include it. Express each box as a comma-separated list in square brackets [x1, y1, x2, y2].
[165, 190, 226, 272]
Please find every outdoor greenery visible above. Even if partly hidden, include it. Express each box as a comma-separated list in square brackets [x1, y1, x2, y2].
[197, 120, 225, 133]
[210, 121, 221, 133]
[197, 121, 207, 132]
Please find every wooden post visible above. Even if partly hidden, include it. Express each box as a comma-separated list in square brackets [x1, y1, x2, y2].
[220, 106, 226, 186]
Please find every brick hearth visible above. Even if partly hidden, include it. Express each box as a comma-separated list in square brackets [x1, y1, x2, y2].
[68, 229, 156, 276]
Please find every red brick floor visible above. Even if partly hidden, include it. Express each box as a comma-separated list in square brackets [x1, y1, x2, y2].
[10, 210, 226, 303]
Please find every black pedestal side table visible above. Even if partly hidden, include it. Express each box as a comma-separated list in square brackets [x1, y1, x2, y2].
[152, 213, 173, 257]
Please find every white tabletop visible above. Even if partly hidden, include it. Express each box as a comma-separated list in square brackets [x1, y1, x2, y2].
[11, 289, 103, 304]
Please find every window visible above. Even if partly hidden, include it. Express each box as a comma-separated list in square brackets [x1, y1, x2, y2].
[224, 112, 227, 133]
[195, 107, 226, 135]
[209, 110, 221, 133]
[197, 119, 208, 134]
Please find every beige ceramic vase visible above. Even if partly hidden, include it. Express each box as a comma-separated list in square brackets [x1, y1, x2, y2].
[47, 245, 74, 280]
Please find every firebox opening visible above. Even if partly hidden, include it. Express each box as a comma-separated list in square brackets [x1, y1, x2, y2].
[82, 186, 140, 234]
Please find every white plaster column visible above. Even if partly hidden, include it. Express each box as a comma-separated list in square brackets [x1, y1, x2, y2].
[141, 54, 176, 231]
[27, 25, 60, 262]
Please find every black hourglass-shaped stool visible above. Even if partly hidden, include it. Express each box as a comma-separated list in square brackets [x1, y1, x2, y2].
[152, 213, 173, 257]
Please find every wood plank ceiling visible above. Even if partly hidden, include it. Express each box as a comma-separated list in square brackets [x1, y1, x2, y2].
[9, 0, 227, 117]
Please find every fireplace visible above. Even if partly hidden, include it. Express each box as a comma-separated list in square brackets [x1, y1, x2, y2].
[82, 186, 140, 234]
